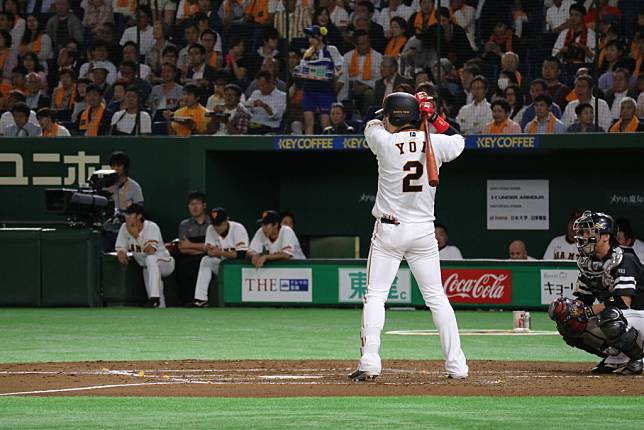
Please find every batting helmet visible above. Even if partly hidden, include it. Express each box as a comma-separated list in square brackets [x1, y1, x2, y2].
[376, 92, 420, 126]
[573, 210, 615, 256]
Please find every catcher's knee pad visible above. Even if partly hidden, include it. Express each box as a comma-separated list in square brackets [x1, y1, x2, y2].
[598, 308, 643, 360]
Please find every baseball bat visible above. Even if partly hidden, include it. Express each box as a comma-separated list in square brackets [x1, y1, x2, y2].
[423, 117, 439, 187]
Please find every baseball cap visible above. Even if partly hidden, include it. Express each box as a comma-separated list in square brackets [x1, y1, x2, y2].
[209, 207, 229, 226]
[122, 204, 144, 215]
[257, 210, 281, 224]
[91, 61, 109, 72]
[303, 25, 328, 37]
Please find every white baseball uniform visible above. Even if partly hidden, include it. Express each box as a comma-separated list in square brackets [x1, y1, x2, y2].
[249, 225, 306, 260]
[194, 221, 250, 302]
[543, 235, 579, 260]
[115, 220, 175, 306]
[358, 119, 469, 378]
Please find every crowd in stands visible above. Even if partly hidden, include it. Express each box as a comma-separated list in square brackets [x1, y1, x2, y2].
[2, 0, 643, 136]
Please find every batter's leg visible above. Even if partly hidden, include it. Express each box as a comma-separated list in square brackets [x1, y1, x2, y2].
[407, 237, 469, 378]
[358, 234, 403, 374]
[194, 256, 222, 302]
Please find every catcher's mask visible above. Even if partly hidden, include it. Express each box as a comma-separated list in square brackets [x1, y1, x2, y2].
[573, 210, 615, 256]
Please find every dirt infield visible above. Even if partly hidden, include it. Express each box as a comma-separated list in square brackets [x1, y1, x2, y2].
[1, 360, 642, 397]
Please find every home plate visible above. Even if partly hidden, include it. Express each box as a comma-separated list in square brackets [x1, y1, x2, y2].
[386, 329, 559, 336]
[257, 375, 325, 380]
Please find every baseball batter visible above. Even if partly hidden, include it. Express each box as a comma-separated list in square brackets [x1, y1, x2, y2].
[349, 92, 469, 381]
[549, 211, 644, 375]
[192, 208, 249, 307]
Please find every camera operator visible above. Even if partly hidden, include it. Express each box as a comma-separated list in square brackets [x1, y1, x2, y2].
[207, 83, 251, 135]
[102, 151, 144, 251]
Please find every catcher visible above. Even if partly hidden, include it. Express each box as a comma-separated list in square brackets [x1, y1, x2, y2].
[549, 210, 644, 375]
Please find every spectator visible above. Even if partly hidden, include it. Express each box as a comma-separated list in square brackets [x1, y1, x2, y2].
[178, 22, 201, 74]
[25, 73, 50, 110]
[115, 204, 175, 309]
[508, 240, 535, 260]
[70, 77, 91, 122]
[26, 0, 56, 14]
[378, 0, 413, 36]
[344, 30, 382, 119]
[523, 94, 566, 134]
[280, 211, 295, 228]
[218, 0, 249, 26]
[384, 17, 408, 59]
[482, 98, 521, 134]
[561, 75, 612, 131]
[36, 107, 70, 136]
[375, 56, 411, 105]
[566, 102, 604, 132]
[19, 14, 53, 62]
[520, 79, 562, 130]
[273, 0, 313, 41]
[0, 91, 39, 135]
[45, 0, 84, 50]
[191, 207, 250, 307]
[503, 83, 526, 125]
[501, 52, 522, 86]
[4, 102, 41, 136]
[206, 71, 230, 111]
[173, 191, 210, 306]
[253, 26, 281, 70]
[543, 210, 581, 260]
[320, 0, 349, 29]
[176, 0, 201, 22]
[78, 42, 117, 85]
[185, 43, 218, 94]
[616, 218, 644, 263]
[22, 52, 48, 92]
[492, 69, 518, 100]
[428, 7, 473, 68]
[545, 0, 573, 38]
[605, 68, 638, 120]
[410, 0, 437, 40]
[200, 29, 222, 69]
[483, 20, 518, 69]
[0, 30, 17, 80]
[435, 223, 462, 260]
[82, 0, 114, 37]
[430, 58, 463, 116]
[458, 65, 480, 106]
[552, 3, 595, 64]
[145, 23, 176, 81]
[243, 0, 283, 26]
[166, 83, 210, 136]
[224, 36, 254, 90]
[89, 62, 110, 93]
[195, 0, 221, 31]
[449, 0, 476, 52]
[298, 24, 341, 134]
[349, 7, 386, 54]
[51, 69, 76, 111]
[584, 0, 622, 27]
[112, 0, 137, 19]
[312, 7, 343, 50]
[119, 6, 154, 55]
[246, 70, 286, 133]
[112, 60, 152, 102]
[3, 3, 24, 51]
[597, 40, 627, 93]
[322, 102, 355, 134]
[120, 42, 152, 81]
[77, 84, 112, 136]
[106, 81, 126, 112]
[248, 210, 306, 268]
[456, 75, 492, 135]
[542, 57, 571, 110]
[110, 86, 152, 135]
[244, 57, 287, 100]
[147, 63, 183, 119]
[208, 83, 251, 135]
[609, 97, 644, 133]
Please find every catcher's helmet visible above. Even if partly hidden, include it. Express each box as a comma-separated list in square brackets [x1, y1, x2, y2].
[573, 210, 615, 256]
[376, 92, 420, 126]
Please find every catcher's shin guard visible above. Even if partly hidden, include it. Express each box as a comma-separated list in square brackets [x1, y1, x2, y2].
[598, 308, 644, 361]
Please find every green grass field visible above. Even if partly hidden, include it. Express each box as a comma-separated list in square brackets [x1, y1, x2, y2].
[1, 308, 641, 429]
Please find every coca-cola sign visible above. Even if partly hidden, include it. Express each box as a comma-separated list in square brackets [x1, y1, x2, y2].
[441, 269, 512, 304]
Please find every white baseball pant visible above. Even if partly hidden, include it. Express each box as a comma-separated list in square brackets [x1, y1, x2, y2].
[360, 219, 469, 378]
[603, 309, 644, 366]
[142, 255, 175, 307]
[194, 256, 222, 301]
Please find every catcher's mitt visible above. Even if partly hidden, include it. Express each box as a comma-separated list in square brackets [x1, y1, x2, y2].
[548, 297, 594, 331]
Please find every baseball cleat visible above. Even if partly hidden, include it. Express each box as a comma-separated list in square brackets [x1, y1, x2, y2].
[348, 369, 379, 381]
[448, 374, 468, 380]
[618, 359, 643, 376]
[188, 300, 209, 308]
[591, 358, 625, 374]
[143, 297, 160, 308]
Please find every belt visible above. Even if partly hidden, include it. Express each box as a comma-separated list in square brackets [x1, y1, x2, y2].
[380, 217, 400, 225]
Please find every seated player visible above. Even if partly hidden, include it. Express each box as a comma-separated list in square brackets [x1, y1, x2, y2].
[543, 211, 582, 260]
[549, 211, 644, 375]
[247, 210, 306, 268]
[508, 240, 535, 260]
[191, 208, 249, 307]
[435, 223, 463, 260]
[115, 205, 175, 308]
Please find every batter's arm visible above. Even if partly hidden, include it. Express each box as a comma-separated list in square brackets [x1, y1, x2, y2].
[364, 119, 389, 155]
[430, 133, 465, 164]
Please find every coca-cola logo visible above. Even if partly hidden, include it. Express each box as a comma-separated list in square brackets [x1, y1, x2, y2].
[441, 269, 512, 304]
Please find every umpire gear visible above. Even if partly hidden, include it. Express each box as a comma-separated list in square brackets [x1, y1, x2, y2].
[377, 92, 420, 127]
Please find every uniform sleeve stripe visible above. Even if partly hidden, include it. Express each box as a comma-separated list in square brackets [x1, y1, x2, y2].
[614, 276, 636, 283]
[613, 284, 636, 290]
[574, 291, 593, 296]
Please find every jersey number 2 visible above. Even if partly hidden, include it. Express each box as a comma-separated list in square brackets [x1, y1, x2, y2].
[402, 161, 423, 192]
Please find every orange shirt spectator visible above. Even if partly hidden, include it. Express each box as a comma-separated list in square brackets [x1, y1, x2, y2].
[482, 98, 522, 134]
